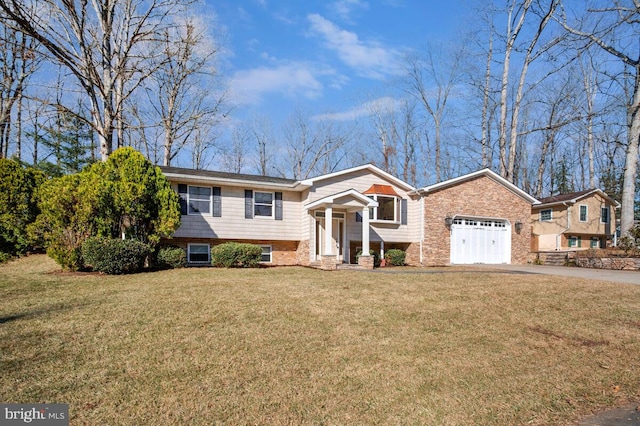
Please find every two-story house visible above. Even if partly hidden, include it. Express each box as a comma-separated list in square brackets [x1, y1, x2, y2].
[160, 165, 539, 268]
[531, 189, 620, 251]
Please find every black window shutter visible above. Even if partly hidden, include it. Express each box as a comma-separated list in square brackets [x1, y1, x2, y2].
[275, 192, 283, 220]
[245, 190, 253, 219]
[401, 199, 408, 225]
[212, 187, 221, 217]
[355, 211, 362, 222]
[178, 184, 188, 215]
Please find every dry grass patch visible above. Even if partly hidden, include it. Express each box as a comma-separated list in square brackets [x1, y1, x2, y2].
[2, 255, 640, 425]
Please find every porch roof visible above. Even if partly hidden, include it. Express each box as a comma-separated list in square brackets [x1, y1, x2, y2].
[304, 189, 378, 212]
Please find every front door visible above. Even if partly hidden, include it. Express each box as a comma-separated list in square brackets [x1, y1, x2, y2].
[315, 217, 345, 262]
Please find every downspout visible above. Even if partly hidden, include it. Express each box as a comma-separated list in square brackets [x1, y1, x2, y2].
[420, 195, 425, 265]
[558, 202, 571, 250]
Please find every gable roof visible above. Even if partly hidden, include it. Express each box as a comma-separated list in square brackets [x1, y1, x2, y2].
[536, 188, 620, 208]
[299, 164, 416, 192]
[303, 189, 378, 211]
[416, 168, 540, 204]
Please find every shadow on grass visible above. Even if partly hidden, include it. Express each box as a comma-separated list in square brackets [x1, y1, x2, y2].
[0, 302, 80, 324]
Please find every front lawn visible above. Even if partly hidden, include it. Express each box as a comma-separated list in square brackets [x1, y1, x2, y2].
[2, 255, 640, 425]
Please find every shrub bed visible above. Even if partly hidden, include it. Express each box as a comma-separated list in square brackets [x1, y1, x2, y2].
[211, 242, 262, 268]
[82, 237, 150, 274]
[384, 249, 406, 266]
[156, 246, 187, 269]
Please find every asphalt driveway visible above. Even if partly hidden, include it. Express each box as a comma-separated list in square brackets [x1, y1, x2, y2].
[473, 264, 640, 285]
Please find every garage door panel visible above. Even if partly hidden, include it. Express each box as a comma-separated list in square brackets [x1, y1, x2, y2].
[450, 218, 510, 264]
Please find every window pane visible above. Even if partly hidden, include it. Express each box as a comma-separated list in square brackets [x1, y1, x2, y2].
[254, 204, 273, 216]
[189, 244, 209, 262]
[189, 186, 211, 198]
[261, 246, 271, 262]
[254, 192, 273, 204]
[189, 200, 210, 214]
[580, 206, 587, 221]
[601, 208, 609, 223]
[377, 196, 395, 221]
[540, 210, 551, 221]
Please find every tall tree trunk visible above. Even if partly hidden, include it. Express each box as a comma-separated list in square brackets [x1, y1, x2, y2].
[621, 67, 640, 235]
[481, 32, 493, 169]
[499, 0, 530, 177]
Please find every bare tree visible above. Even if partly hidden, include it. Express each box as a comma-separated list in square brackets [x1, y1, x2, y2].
[0, 0, 191, 161]
[221, 124, 250, 174]
[497, 0, 532, 178]
[0, 12, 40, 158]
[366, 96, 398, 175]
[557, 0, 640, 236]
[505, 0, 559, 181]
[249, 115, 275, 176]
[404, 43, 462, 182]
[139, 14, 227, 166]
[282, 108, 347, 180]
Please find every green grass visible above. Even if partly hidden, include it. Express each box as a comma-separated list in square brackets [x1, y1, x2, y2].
[2, 255, 640, 425]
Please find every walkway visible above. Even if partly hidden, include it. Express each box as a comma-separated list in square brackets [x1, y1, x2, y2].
[472, 264, 640, 285]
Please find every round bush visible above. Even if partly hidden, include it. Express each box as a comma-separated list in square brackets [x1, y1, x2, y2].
[82, 237, 150, 274]
[156, 245, 187, 269]
[384, 249, 406, 266]
[211, 242, 262, 268]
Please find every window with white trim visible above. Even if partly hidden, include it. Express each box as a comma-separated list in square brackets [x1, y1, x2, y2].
[254, 191, 273, 217]
[590, 237, 600, 248]
[188, 186, 212, 214]
[260, 245, 272, 263]
[601, 207, 609, 224]
[367, 195, 400, 222]
[188, 243, 210, 263]
[540, 209, 552, 222]
[579, 205, 588, 222]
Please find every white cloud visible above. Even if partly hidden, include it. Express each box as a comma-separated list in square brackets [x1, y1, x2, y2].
[313, 96, 402, 122]
[229, 62, 325, 105]
[307, 14, 402, 79]
[331, 0, 368, 22]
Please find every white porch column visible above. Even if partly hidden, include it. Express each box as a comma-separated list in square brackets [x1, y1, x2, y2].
[362, 206, 370, 255]
[325, 206, 333, 255]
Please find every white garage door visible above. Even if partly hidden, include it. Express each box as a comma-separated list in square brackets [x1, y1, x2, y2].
[450, 218, 511, 264]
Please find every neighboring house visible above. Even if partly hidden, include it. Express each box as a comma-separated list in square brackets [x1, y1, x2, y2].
[159, 165, 540, 268]
[531, 189, 620, 251]
[416, 169, 538, 266]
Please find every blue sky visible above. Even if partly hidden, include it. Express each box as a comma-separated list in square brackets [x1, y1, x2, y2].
[212, 0, 466, 125]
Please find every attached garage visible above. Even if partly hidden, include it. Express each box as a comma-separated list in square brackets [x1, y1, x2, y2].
[417, 168, 539, 266]
[450, 217, 511, 264]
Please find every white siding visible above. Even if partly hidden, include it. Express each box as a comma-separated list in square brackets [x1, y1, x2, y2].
[173, 183, 303, 241]
[301, 169, 421, 243]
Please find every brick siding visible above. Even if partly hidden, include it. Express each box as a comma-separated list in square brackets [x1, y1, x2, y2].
[422, 175, 532, 266]
[163, 237, 300, 266]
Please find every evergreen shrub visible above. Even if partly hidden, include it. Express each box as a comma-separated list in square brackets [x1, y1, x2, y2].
[384, 249, 406, 266]
[82, 237, 150, 274]
[211, 242, 262, 268]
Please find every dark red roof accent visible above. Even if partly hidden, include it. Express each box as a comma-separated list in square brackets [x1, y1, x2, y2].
[363, 184, 400, 197]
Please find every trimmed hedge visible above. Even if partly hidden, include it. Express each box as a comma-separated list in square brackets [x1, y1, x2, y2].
[384, 249, 406, 266]
[211, 242, 262, 268]
[356, 249, 381, 267]
[156, 245, 187, 269]
[82, 237, 150, 274]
